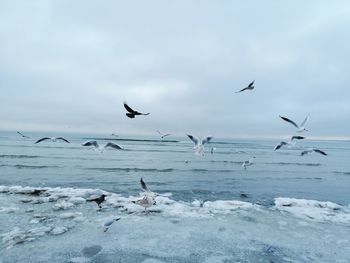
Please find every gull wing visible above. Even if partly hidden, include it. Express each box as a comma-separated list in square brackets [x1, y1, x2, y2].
[313, 149, 327, 156]
[274, 141, 288, 151]
[161, 133, 171, 138]
[104, 142, 123, 150]
[123, 102, 136, 114]
[202, 136, 213, 145]
[235, 87, 249, 93]
[34, 137, 51, 144]
[291, 136, 305, 141]
[140, 177, 150, 192]
[300, 115, 309, 127]
[187, 134, 199, 145]
[301, 149, 313, 156]
[82, 140, 99, 148]
[248, 80, 255, 88]
[279, 116, 299, 129]
[56, 137, 70, 143]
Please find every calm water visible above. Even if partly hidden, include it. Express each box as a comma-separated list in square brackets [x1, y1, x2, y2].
[0, 131, 350, 262]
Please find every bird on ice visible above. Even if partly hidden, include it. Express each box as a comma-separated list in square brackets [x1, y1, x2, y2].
[103, 217, 121, 232]
[242, 157, 256, 170]
[279, 115, 310, 133]
[132, 178, 157, 212]
[235, 80, 255, 93]
[87, 194, 106, 209]
[274, 136, 306, 151]
[123, 102, 150, 118]
[187, 134, 213, 155]
[34, 137, 70, 144]
[82, 141, 123, 153]
[301, 149, 327, 156]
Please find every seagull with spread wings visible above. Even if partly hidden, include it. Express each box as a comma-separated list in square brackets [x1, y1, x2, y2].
[235, 80, 255, 93]
[123, 102, 150, 118]
[17, 131, 30, 139]
[187, 134, 213, 155]
[274, 135, 306, 151]
[132, 178, 157, 212]
[156, 130, 171, 139]
[34, 137, 70, 144]
[279, 114, 310, 132]
[82, 140, 123, 153]
[301, 149, 327, 156]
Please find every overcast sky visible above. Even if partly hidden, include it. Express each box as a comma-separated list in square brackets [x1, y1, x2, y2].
[0, 1, 349, 139]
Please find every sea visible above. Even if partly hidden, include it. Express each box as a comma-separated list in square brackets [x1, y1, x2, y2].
[0, 131, 349, 263]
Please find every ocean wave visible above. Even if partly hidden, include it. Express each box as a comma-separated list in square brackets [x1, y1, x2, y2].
[266, 162, 321, 167]
[0, 164, 60, 169]
[0, 154, 40, 159]
[85, 167, 175, 172]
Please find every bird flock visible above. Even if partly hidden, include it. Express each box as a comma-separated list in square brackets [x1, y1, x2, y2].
[13, 81, 328, 222]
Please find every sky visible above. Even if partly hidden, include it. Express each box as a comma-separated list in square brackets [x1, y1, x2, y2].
[0, 1, 349, 139]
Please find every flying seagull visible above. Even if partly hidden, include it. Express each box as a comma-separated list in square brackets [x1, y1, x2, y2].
[156, 130, 171, 139]
[111, 133, 118, 137]
[87, 194, 106, 209]
[235, 80, 255, 93]
[123, 102, 150, 118]
[242, 157, 256, 170]
[274, 136, 306, 151]
[34, 137, 70, 144]
[82, 141, 123, 152]
[279, 115, 309, 132]
[301, 149, 327, 156]
[132, 178, 157, 212]
[103, 217, 121, 232]
[187, 134, 213, 155]
[17, 131, 30, 139]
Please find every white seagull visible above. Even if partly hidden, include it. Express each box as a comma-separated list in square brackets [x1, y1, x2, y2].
[301, 149, 327, 156]
[242, 157, 256, 170]
[156, 130, 171, 139]
[132, 178, 157, 212]
[187, 134, 213, 155]
[82, 140, 123, 152]
[103, 217, 121, 232]
[274, 136, 306, 151]
[35, 137, 70, 144]
[17, 131, 30, 139]
[279, 115, 310, 132]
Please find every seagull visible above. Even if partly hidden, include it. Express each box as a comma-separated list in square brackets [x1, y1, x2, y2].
[111, 133, 118, 137]
[82, 141, 123, 153]
[235, 80, 255, 93]
[187, 134, 213, 155]
[279, 115, 310, 132]
[132, 178, 157, 212]
[87, 194, 106, 209]
[123, 102, 150, 118]
[274, 136, 306, 151]
[301, 149, 327, 156]
[17, 131, 30, 139]
[156, 130, 171, 139]
[242, 157, 256, 170]
[34, 137, 70, 144]
[103, 217, 121, 232]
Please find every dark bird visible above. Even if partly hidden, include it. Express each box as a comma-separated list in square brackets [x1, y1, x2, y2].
[87, 194, 106, 208]
[274, 136, 306, 151]
[35, 137, 70, 144]
[235, 80, 255, 93]
[301, 149, 328, 156]
[123, 102, 150, 118]
[17, 131, 30, 139]
[279, 115, 309, 132]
